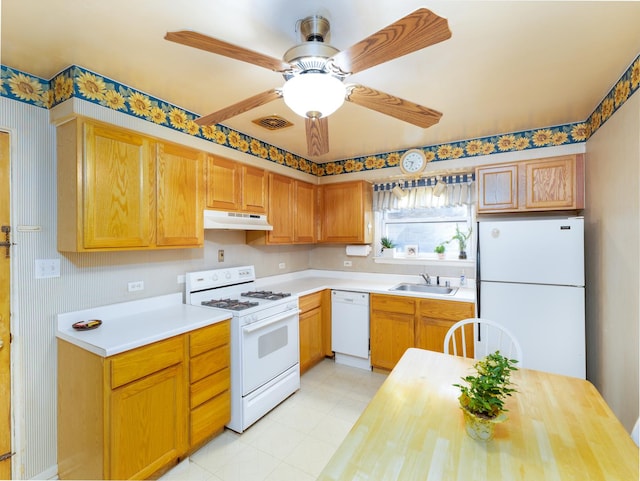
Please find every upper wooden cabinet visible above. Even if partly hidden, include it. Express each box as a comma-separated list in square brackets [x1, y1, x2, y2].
[476, 154, 584, 214]
[206, 155, 268, 214]
[57, 118, 204, 252]
[156, 142, 204, 247]
[319, 180, 373, 244]
[247, 173, 317, 245]
[294, 180, 317, 243]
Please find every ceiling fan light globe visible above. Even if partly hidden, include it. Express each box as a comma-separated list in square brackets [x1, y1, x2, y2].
[283, 72, 346, 119]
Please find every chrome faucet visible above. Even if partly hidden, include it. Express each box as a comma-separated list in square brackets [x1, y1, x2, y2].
[421, 273, 431, 285]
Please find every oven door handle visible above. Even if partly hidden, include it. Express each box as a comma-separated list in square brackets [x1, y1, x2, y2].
[242, 309, 300, 334]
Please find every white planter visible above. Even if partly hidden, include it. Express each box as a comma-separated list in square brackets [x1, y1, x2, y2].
[381, 248, 395, 258]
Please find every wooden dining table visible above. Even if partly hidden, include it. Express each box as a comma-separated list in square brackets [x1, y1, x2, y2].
[319, 348, 638, 481]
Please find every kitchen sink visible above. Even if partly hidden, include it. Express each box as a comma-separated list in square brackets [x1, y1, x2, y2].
[389, 283, 458, 295]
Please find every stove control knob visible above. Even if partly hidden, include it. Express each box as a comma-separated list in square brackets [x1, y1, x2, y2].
[225, 271, 232, 280]
[212, 274, 218, 281]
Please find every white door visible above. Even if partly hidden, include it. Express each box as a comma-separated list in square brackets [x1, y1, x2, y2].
[479, 217, 584, 285]
[480, 281, 585, 378]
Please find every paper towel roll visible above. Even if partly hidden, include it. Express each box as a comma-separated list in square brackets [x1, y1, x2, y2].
[346, 245, 371, 256]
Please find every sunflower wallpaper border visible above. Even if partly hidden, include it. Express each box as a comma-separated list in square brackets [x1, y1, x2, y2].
[1, 54, 638, 178]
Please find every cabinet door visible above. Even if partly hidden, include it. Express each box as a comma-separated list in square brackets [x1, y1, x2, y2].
[370, 311, 414, 370]
[156, 143, 204, 247]
[320, 180, 373, 244]
[416, 300, 475, 354]
[83, 123, 155, 248]
[524, 156, 576, 210]
[242, 165, 268, 213]
[299, 306, 324, 374]
[267, 173, 295, 244]
[206, 156, 241, 211]
[476, 164, 518, 212]
[294, 180, 317, 243]
[109, 364, 186, 480]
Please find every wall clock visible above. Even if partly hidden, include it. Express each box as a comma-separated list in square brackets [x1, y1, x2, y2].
[399, 149, 428, 175]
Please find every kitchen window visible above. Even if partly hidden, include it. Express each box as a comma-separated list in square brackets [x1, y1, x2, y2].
[373, 174, 476, 263]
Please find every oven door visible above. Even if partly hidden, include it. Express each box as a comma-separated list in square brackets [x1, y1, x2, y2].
[241, 307, 299, 395]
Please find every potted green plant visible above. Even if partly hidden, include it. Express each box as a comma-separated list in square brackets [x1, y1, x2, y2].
[434, 243, 446, 259]
[447, 225, 472, 259]
[380, 237, 396, 257]
[453, 351, 518, 441]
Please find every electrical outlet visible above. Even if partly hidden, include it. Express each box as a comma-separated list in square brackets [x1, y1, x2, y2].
[218, 249, 224, 262]
[343, 260, 353, 267]
[278, 262, 286, 269]
[35, 259, 60, 279]
[128, 281, 144, 292]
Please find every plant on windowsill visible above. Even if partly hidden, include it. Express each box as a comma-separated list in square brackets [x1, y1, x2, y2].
[447, 225, 472, 259]
[453, 351, 518, 441]
[380, 237, 396, 257]
[434, 243, 446, 260]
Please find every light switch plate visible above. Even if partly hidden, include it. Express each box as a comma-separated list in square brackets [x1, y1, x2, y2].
[35, 259, 60, 279]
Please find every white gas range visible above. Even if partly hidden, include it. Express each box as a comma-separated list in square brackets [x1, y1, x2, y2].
[185, 265, 300, 433]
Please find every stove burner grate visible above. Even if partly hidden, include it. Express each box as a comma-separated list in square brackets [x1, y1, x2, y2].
[241, 290, 292, 301]
[201, 298, 260, 311]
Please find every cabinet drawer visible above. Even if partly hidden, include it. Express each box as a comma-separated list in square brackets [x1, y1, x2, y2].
[371, 294, 416, 315]
[190, 391, 230, 447]
[190, 367, 230, 409]
[189, 320, 230, 357]
[419, 299, 474, 321]
[110, 336, 183, 389]
[299, 291, 322, 313]
[190, 344, 229, 383]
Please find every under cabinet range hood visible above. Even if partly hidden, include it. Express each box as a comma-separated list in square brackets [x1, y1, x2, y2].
[204, 210, 273, 231]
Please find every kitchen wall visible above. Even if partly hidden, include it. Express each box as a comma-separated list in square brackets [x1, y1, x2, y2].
[4, 90, 636, 478]
[584, 90, 639, 432]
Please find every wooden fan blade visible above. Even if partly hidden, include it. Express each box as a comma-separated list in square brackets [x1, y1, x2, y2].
[165, 31, 290, 72]
[306, 116, 329, 156]
[331, 8, 451, 75]
[347, 85, 442, 128]
[196, 89, 282, 126]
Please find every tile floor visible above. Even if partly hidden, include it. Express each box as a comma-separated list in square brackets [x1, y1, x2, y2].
[160, 359, 387, 481]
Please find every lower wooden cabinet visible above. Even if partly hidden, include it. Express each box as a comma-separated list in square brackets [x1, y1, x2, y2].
[299, 291, 330, 374]
[57, 320, 230, 480]
[187, 321, 231, 449]
[370, 294, 476, 371]
[370, 294, 416, 371]
[415, 299, 475, 356]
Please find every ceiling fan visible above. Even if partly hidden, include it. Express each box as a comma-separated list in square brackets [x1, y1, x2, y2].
[165, 8, 451, 157]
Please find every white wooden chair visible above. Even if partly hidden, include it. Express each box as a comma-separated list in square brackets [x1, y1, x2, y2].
[443, 318, 524, 365]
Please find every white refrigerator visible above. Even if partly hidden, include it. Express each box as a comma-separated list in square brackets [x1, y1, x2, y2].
[477, 216, 585, 378]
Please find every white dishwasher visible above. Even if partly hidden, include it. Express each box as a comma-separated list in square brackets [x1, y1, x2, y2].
[331, 290, 371, 370]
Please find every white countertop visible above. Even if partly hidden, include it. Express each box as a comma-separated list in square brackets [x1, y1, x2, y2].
[56, 271, 475, 358]
[56, 293, 231, 357]
[253, 269, 476, 303]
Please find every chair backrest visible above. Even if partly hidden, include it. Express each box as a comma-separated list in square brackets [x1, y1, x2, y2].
[443, 318, 524, 366]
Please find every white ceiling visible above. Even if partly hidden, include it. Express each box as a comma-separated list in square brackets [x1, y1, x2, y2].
[3, 1, 640, 162]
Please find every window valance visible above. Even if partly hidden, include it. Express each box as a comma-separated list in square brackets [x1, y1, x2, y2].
[373, 173, 475, 211]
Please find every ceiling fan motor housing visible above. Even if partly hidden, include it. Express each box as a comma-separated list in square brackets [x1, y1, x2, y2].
[299, 15, 330, 42]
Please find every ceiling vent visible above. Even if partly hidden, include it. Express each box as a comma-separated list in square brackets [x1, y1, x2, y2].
[252, 115, 294, 131]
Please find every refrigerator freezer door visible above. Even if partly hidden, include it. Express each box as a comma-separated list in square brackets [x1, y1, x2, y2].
[479, 281, 585, 378]
[479, 217, 584, 286]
